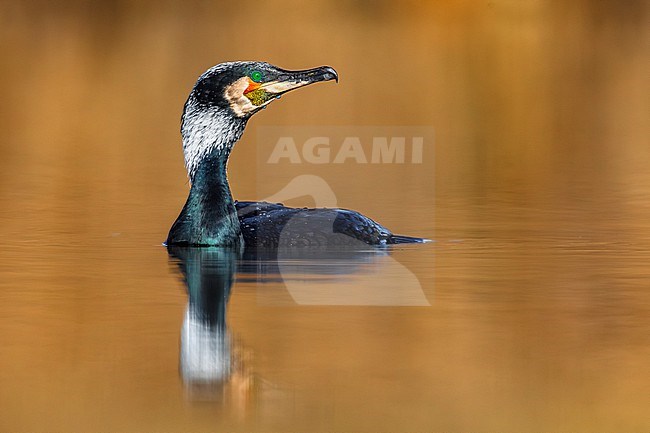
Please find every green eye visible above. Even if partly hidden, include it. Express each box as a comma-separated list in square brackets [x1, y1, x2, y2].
[250, 70, 263, 82]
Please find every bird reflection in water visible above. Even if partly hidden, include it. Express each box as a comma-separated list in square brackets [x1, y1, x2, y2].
[167, 243, 429, 411]
[167, 246, 253, 405]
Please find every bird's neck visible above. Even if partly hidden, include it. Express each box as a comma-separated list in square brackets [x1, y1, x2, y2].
[181, 105, 247, 180]
[167, 151, 242, 246]
[191, 150, 236, 209]
[167, 112, 247, 246]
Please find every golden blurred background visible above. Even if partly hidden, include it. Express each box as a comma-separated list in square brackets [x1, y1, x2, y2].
[1, 0, 648, 241]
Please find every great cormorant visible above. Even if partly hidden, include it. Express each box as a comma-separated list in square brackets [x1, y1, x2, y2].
[166, 62, 426, 247]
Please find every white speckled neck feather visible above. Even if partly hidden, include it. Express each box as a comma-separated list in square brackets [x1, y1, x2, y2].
[181, 97, 246, 181]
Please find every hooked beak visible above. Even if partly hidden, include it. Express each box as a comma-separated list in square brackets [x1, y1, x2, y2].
[246, 66, 338, 97]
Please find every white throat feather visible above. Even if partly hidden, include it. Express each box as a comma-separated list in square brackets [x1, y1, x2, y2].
[181, 96, 246, 181]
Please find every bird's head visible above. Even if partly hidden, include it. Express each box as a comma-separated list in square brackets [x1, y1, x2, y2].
[181, 61, 338, 179]
[188, 61, 338, 118]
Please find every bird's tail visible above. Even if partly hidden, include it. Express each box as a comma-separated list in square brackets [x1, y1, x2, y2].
[391, 234, 431, 244]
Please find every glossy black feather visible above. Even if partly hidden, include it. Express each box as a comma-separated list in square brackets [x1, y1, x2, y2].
[235, 201, 425, 248]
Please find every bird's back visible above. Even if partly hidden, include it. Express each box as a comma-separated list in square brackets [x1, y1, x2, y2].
[235, 201, 425, 248]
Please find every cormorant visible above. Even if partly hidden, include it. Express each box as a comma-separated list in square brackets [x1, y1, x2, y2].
[166, 61, 426, 247]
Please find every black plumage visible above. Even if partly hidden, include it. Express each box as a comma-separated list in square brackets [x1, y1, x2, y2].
[236, 201, 423, 248]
